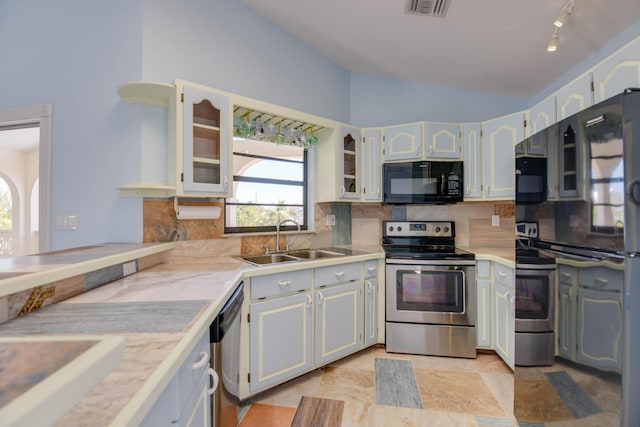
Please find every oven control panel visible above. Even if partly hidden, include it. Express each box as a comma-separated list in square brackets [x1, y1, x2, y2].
[384, 221, 454, 237]
[516, 221, 538, 238]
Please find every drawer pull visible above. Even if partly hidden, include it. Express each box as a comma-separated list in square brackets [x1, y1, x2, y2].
[595, 277, 608, 286]
[497, 271, 508, 278]
[278, 280, 292, 286]
[366, 266, 377, 273]
[192, 351, 210, 370]
[207, 368, 219, 395]
[334, 271, 345, 277]
[562, 272, 572, 279]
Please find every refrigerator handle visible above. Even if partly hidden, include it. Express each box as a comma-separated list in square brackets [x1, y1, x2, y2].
[628, 179, 640, 205]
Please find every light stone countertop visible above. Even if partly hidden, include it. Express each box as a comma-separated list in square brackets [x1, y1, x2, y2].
[0, 244, 515, 426]
[1, 247, 384, 427]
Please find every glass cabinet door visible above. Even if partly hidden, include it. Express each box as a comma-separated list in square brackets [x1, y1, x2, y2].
[182, 86, 229, 195]
[338, 125, 361, 199]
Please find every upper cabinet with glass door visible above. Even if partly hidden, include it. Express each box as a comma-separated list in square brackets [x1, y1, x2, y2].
[338, 126, 361, 199]
[175, 82, 231, 197]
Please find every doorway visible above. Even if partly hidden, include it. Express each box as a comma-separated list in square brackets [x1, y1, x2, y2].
[0, 104, 52, 256]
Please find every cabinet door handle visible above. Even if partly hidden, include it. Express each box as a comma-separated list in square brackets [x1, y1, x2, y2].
[278, 280, 291, 287]
[318, 292, 324, 305]
[192, 351, 210, 370]
[428, 144, 433, 155]
[504, 291, 512, 304]
[207, 368, 219, 395]
[307, 294, 312, 305]
[223, 176, 228, 190]
[339, 186, 346, 196]
[366, 281, 372, 294]
[487, 185, 491, 194]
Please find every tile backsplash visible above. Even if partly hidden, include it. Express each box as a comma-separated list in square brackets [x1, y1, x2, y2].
[143, 198, 514, 255]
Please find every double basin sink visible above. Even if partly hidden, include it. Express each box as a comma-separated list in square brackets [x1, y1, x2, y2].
[237, 248, 348, 267]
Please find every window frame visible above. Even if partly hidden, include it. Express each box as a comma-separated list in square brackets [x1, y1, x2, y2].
[224, 145, 309, 234]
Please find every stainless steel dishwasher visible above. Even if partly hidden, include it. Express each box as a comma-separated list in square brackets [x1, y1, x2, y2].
[210, 281, 244, 427]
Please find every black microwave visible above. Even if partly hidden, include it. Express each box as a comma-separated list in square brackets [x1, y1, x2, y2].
[383, 160, 463, 204]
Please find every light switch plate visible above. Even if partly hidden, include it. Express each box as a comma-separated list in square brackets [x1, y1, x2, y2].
[326, 214, 336, 226]
[491, 215, 500, 227]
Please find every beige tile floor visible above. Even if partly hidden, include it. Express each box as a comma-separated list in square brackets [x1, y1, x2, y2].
[239, 346, 517, 426]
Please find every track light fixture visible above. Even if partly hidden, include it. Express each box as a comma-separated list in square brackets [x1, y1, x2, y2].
[554, 0, 574, 28]
[547, 0, 574, 52]
[547, 28, 560, 52]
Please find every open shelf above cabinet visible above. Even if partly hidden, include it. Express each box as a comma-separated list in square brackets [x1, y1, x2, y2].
[117, 81, 174, 107]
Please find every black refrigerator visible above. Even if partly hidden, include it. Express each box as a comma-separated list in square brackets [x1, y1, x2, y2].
[515, 88, 640, 426]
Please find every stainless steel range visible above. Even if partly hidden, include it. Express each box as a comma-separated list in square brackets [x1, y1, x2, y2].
[383, 220, 477, 358]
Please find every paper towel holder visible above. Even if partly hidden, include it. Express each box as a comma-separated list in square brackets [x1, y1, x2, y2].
[173, 197, 221, 220]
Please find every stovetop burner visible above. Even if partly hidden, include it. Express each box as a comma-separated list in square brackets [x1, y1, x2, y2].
[382, 220, 475, 261]
[516, 247, 556, 265]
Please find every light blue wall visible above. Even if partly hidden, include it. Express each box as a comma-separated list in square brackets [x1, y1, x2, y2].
[0, 0, 144, 249]
[350, 73, 527, 127]
[141, 0, 352, 123]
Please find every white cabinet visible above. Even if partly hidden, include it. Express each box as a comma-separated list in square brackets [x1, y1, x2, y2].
[362, 128, 382, 201]
[383, 123, 422, 161]
[141, 332, 213, 427]
[337, 126, 361, 199]
[481, 111, 524, 199]
[249, 291, 313, 392]
[173, 81, 231, 197]
[493, 262, 515, 370]
[363, 259, 379, 347]
[314, 281, 361, 365]
[555, 73, 593, 120]
[476, 260, 492, 349]
[592, 37, 640, 103]
[462, 123, 483, 199]
[425, 122, 462, 159]
[528, 96, 556, 136]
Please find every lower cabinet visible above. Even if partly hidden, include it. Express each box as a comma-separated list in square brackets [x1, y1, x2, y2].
[557, 283, 575, 359]
[363, 278, 379, 348]
[141, 332, 213, 427]
[314, 282, 361, 365]
[493, 280, 515, 369]
[476, 261, 492, 349]
[249, 292, 313, 393]
[245, 260, 380, 396]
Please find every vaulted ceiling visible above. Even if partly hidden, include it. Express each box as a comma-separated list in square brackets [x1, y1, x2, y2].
[240, 0, 640, 99]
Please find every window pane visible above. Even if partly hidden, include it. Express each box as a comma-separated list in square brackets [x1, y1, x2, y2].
[226, 204, 303, 228]
[240, 158, 303, 181]
[234, 181, 303, 205]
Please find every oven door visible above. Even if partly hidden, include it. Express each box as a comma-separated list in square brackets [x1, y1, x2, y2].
[515, 265, 555, 332]
[386, 260, 476, 326]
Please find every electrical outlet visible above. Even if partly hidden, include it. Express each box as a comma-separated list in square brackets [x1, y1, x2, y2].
[492, 215, 500, 227]
[55, 215, 79, 230]
[326, 214, 336, 226]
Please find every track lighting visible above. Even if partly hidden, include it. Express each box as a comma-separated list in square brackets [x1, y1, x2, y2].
[547, 28, 559, 52]
[554, 0, 574, 28]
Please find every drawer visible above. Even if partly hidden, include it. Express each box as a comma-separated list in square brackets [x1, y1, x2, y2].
[315, 262, 361, 287]
[578, 266, 623, 292]
[251, 269, 312, 300]
[493, 262, 513, 288]
[363, 260, 378, 278]
[177, 332, 209, 415]
[558, 265, 577, 286]
[476, 260, 491, 279]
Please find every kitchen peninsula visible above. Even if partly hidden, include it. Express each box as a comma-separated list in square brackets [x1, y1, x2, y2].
[0, 243, 385, 426]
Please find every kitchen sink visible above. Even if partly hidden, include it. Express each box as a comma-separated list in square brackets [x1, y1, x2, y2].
[237, 248, 347, 266]
[238, 253, 299, 266]
[286, 249, 346, 259]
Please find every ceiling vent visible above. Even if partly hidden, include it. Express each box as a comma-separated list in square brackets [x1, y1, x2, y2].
[405, 0, 450, 17]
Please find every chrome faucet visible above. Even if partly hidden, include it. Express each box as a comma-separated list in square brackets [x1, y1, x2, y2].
[276, 218, 300, 252]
